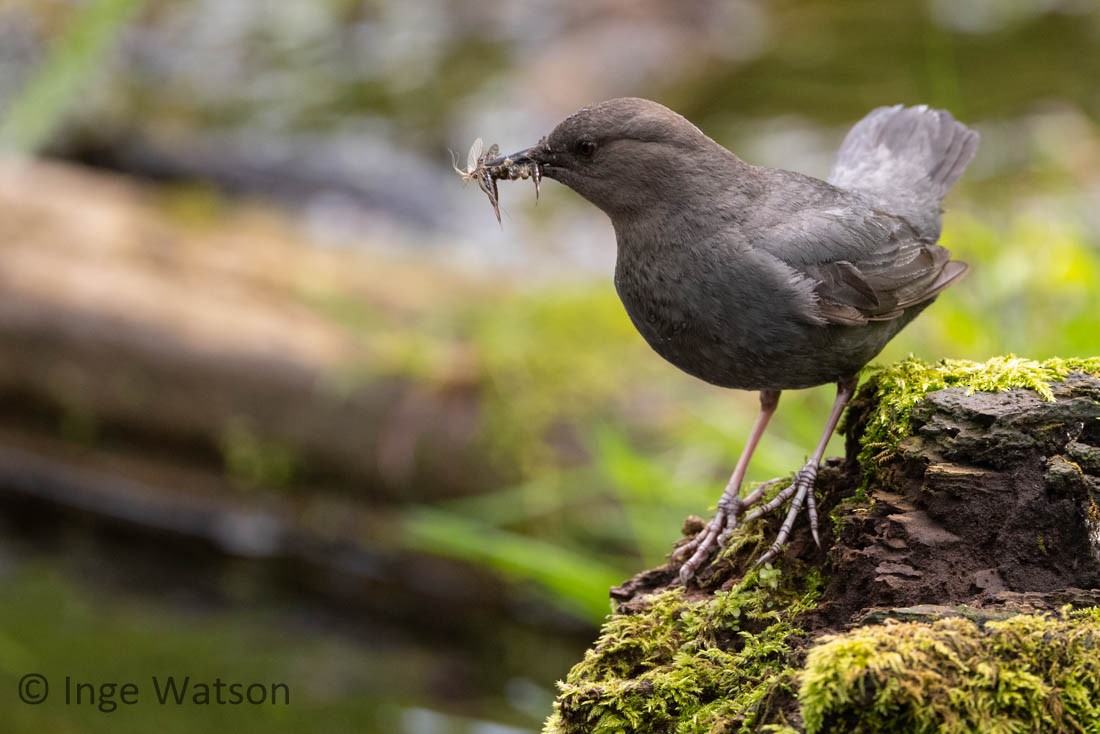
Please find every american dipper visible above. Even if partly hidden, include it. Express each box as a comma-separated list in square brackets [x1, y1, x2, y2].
[482, 98, 978, 582]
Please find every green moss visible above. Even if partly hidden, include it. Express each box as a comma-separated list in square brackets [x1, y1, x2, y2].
[543, 568, 823, 734]
[855, 355, 1100, 485]
[799, 608, 1100, 733]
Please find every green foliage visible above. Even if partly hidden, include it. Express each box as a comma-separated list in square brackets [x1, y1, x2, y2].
[470, 286, 648, 474]
[298, 280, 674, 619]
[0, 0, 147, 153]
[393, 428, 717, 621]
[593, 425, 720, 569]
[544, 570, 823, 734]
[800, 610, 1100, 733]
[400, 506, 623, 622]
[879, 212, 1100, 365]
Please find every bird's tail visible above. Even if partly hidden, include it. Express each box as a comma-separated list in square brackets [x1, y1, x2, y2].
[828, 105, 979, 238]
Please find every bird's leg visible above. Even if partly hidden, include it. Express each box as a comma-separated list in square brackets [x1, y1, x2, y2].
[754, 375, 857, 566]
[675, 389, 780, 583]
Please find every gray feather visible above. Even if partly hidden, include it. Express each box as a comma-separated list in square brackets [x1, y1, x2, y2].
[828, 105, 979, 239]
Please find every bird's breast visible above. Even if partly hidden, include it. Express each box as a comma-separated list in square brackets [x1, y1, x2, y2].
[613, 247, 755, 387]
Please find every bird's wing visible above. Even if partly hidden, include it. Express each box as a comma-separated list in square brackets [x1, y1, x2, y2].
[754, 204, 967, 327]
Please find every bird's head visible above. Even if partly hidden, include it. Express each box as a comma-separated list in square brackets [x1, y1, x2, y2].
[488, 98, 736, 219]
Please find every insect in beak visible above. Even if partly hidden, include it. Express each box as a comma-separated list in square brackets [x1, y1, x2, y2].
[452, 138, 543, 227]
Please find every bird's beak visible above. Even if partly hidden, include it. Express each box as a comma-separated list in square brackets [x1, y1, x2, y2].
[468, 141, 549, 227]
[487, 141, 549, 198]
[484, 143, 546, 173]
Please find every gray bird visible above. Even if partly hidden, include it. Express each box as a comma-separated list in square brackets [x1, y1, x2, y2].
[483, 98, 978, 583]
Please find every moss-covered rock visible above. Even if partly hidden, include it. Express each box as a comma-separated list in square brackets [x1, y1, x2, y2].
[544, 355, 1100, 733]
[851, 354, 1100, 489]
[800, 608, 1100, 733]
[545, 569, 822, 734]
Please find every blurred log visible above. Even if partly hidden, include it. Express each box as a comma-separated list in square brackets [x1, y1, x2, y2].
[0, 158, 492, 502]
[0, 158, 596, 641]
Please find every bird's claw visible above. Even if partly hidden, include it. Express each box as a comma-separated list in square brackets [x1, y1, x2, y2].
[753, 464, 819, 567]
[673, 495, 745, 583]
[676, 466, 821, 582]
[674, 517, 724, 584]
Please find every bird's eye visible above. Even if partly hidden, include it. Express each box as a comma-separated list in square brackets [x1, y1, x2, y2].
[576, 140, 597, 157]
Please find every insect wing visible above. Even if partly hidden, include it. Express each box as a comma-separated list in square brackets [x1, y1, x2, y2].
[467, 138, 484, 173]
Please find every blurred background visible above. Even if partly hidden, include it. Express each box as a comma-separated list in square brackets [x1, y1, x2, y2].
[0, 0, 1097, 731]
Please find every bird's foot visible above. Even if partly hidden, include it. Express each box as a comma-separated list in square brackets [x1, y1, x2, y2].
[673, 502, 736, 585]
[673, 477, 784, 584]
[751, 463, 820, 567]
[674, 465, 820, 583]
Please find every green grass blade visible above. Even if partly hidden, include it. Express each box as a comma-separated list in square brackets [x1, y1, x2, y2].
[400, 507, 623, 623]
[1, 0, 147, 154]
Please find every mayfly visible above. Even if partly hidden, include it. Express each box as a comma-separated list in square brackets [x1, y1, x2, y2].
[452, 137, 542, 227]
[452, 137, 502, 225]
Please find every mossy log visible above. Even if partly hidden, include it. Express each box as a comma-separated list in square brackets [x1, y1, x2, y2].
[544, 356, 1100, 734]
